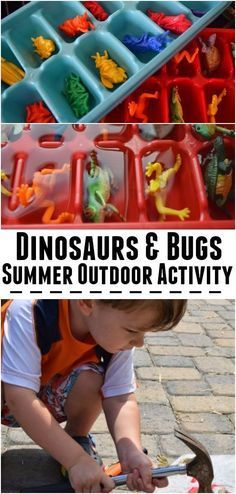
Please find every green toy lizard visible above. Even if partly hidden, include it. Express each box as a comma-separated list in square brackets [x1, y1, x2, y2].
[170, 86, 184, 123]
[84, 150, 125, 223]
[193, 124, 235, 140]
[201, 136, 233, 216]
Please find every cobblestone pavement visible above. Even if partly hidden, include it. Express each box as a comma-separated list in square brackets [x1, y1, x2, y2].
[1, 300, 235, 492]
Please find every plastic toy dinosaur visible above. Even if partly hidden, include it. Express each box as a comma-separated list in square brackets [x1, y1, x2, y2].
[170, 86, 184, 123]
[31, 36, 55, 59]
[201, 136, 233, 215]
[91, 50, 127, 89]
[199, 34, 221, 73]
[84, 150, 125, 222]
[128, 91, 159, 123]
[1, 170, 12, 196]
[83, 2, 109, 21]
[59, 12, 95, 37]
[17, 164, 75, 224]
[123, 32, 170, 54]
[145, 153, 190, 221]
[207, 88, 227, 123]
[193, 124, 235, 140]
[146, 10, 191, 34]
[1, 57, 25, 85]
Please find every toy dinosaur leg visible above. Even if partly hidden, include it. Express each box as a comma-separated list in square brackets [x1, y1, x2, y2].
[155, 195, 190, 221]
[41, 200, 74, 224]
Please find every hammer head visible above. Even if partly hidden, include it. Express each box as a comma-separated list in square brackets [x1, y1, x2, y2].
[175, 429, 214, 493]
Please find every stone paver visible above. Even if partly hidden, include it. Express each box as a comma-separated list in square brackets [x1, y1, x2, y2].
[1, 300, 235, 492]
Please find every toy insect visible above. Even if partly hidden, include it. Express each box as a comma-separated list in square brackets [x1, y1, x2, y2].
[59, 12, 95, 37]
[207, 88, 227, 124]
[123, 32, 170, 54]
[26, 101, 56, 123]
[170, 86, 184, 123]
[201, 136, 233, 216]
[174, 47, 199, 65]
[17, 164, 75, 224]
[83, 2, 108, 21]
[193, 124, 235, 140]
[146, 10, 191, 34]
[63, 73, 90, 117]
[145, 154, 190, 221]
[84, 150, 125, 223]
[199, 34, 221, 73]
[91, 50, 127, 89]
[128, 91, 159, 123]
[1, 171, 12, 197]
[1, 57, 25, 85]
[31, 36, 55, 59]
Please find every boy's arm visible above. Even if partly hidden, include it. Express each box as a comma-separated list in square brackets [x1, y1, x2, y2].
[103, 393, 168, 493]
[103, 392, 142, 459]
[4, 383, 114, 493]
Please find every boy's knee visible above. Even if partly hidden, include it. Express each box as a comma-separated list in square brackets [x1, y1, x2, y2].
[69, 369, 104, 397]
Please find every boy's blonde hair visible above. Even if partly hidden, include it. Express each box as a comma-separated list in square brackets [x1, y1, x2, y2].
[99, 300, 187, 332]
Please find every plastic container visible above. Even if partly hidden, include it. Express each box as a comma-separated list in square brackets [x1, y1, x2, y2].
[104, 28, 235, 123]
[1, 1, 232, 123]
[1, 123, 235, 229]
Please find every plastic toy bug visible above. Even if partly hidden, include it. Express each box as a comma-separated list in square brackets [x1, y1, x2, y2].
[91, 50, 127, 89]
[59, 12, 95, 37]
[128, 91, 159, 123]
[201, 136, 233, 216]
[199, 34, 221, 73]
[84, 150, 125, 222]
[145, 153, 190, 221]
[31, 36, 55, 59]
[17, 164, 75, 224]
[146, 10, 191, 34]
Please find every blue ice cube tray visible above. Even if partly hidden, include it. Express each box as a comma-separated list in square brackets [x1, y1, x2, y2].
[1, 1, 232, 123]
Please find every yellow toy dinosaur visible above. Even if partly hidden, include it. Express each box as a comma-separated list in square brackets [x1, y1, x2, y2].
[145, 153, 190, 221]
[91, 50, 127, 89]
[17, 164, 75, 224]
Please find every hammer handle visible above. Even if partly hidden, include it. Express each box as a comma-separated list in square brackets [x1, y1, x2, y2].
[21, 465, 187, 492]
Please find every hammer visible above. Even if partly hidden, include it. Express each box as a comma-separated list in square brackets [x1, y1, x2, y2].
[21, 429, 214, 493]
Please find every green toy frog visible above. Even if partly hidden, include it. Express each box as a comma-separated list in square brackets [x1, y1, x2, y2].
[84, 151, 125, 223]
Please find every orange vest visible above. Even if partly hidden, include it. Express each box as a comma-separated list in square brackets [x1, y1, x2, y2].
[1, 300, 111, 385]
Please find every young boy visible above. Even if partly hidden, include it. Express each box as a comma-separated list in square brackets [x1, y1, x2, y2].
[1, 299, 186, 493]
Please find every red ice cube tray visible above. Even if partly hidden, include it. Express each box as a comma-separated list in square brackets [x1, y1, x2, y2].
[1, 123, 235, 229]
[103, 28, 235, 124]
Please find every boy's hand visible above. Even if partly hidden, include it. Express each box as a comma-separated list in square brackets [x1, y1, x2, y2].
[68, 453, 115, 493]
[122, 450, 168, 493]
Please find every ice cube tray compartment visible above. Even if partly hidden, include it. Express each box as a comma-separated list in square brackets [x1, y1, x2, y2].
[1, 123, 234, 229]
[104, 27, 235, 123]
[1, 1, 232, 123]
